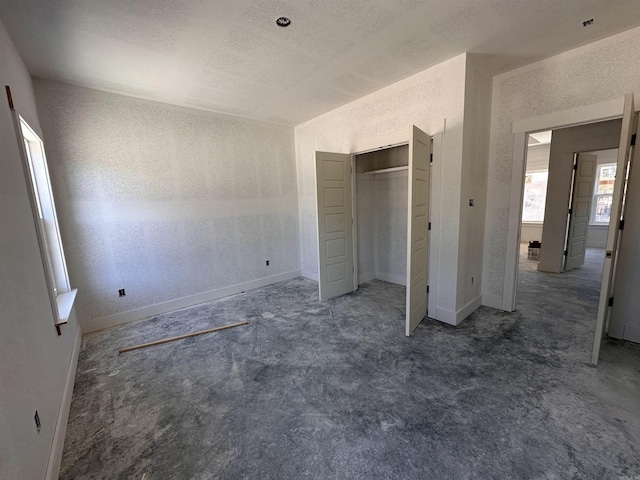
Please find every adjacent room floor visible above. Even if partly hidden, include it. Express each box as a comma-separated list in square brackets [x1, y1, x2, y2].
[61, 249, 640, 479]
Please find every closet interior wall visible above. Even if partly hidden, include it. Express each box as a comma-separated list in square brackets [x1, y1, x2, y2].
[356, 145, 409, 286]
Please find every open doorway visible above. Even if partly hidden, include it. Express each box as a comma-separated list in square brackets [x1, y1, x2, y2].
[507, 94, 637, 364]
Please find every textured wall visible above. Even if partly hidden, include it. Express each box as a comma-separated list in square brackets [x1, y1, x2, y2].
[0, 20, 80, 480]
[295, 54, 466, 316]
[33, 80, 299, 325]
[374, 172, 408, 285]
[483, 26, 640, 301]
[356, 175, 375, 283]
[456, 55, 493, 311]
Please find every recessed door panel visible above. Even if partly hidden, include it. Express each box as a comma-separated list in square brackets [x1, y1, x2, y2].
[316, 152, 354, 301]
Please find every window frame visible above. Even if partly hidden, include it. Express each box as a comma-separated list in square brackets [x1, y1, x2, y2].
[12, 112, 76, 333]
[590, 162, 617, 226]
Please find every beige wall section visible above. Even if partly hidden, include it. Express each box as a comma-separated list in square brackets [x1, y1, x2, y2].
[457, 54, 492, 314]
[483, 25, 640, 305]
[33, 80, 299, 330]
[295, 53, 467, 321]
[0, 20, 81, 480]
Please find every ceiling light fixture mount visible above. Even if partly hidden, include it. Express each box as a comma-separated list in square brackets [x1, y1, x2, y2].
[276, 17, 291, 27]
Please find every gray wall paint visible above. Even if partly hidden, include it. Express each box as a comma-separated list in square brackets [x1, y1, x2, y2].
[33, 80, 299, 326]
[484, 25, 640, 302]
[0, 20, 80, 480]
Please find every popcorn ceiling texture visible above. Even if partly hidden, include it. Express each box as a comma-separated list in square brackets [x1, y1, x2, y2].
[483, 25, 640, 302]
[295, 54, 467, 317]
[33, 80, 299, 326]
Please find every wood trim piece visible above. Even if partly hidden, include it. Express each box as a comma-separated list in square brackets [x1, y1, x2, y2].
[118, 321, 249, 353]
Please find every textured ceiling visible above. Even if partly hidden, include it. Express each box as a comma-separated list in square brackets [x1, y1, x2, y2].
[1, 0, 640, 125]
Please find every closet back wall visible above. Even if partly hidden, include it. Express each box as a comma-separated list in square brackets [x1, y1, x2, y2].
[34, 80, 299, 331]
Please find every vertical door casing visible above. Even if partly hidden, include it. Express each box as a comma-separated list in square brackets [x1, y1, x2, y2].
[315, 152, 355, 301]
[564, 154, 597, 271]
[592, 93, 635, 365]
[609, 118, 640, 341]
[406, 125, 431, 336]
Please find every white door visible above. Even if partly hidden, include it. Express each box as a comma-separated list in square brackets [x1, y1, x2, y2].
[609, 118, 640, 342]
[564, 154, 597, 271]
[406, 125, 431, 336]
[592, 93, 635, 365]
[315, 152, 354, 301]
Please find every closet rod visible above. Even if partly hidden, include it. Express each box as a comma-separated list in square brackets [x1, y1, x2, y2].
[362, 166, 409, 175]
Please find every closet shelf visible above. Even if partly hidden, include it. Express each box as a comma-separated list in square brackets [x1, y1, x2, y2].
[362, 166, 408, 175]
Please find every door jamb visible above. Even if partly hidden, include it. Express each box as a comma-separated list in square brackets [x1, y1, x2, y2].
[504, 98, 626, 312]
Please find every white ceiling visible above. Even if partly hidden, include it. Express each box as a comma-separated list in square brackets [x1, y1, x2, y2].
[2, 0, 640, 125]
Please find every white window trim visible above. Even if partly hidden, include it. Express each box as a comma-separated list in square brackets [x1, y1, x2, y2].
[12, 112, 76, 332]
[590, 162, 617, 226]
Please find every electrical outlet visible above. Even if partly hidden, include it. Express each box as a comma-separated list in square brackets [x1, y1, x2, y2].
[118, 289, 126, 297]
[265, 260, 270, 266]
[34, 411, 41, 433]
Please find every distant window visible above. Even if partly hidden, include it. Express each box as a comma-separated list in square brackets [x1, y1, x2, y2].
[522, 171, 548, 223]
[18, 116, 72, 325]
[590, 163, 616, 224]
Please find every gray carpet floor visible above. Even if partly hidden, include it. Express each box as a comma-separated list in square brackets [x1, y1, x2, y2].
[60, 247, 640, 479]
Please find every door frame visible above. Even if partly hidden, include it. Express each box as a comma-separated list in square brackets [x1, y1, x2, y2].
[503, 97, 626, 312]
[349, 131, 443, 321]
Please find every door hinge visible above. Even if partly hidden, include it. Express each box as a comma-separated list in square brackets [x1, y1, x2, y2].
[426, 285, 430, 293]
[619, 218, 625, 230]
[608, 297, 614, 307]
[568, 208, 572, 214]
[428, 222, 431, 231]
[564, 249, 568, 256]
[631, 133, 637, 146]
[573, 162, 578, 171]
[430, 153, 433, 163]
[5, 86, 14, 110]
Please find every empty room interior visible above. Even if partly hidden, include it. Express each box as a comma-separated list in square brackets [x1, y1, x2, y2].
[2, 1, 640, 479]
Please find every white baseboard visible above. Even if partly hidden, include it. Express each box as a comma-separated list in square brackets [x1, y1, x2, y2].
[456, 295, 482, 324]
[434, 295, 482, 326]
[482, 294, 504, 310]
[45, 325, 81, 480]
[435, 306, 457, 326]
[623, 325, 640, 344]
[375, 272, 407, 287]
[301, 269, 318, 282]
[84, 270, 301, 333]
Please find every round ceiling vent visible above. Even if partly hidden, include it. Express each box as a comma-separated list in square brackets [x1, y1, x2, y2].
[276, 17, 291, 27]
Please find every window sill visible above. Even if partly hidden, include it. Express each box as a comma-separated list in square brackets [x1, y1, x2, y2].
[588, 224, 609, 228]
[55, 289, 78, 325]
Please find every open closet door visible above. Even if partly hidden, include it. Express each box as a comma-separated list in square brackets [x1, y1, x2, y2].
[315, 151, 354, 301]
[564, 154, 597, 271]
[591, 93, 636, 365]
[406, 125, 431, 336]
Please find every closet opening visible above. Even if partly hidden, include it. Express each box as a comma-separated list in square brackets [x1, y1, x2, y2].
[354, 144, 409, 288]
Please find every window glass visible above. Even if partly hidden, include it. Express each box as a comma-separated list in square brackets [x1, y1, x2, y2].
[592, 164, 616, 224]
[522, 171, 548, 222]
